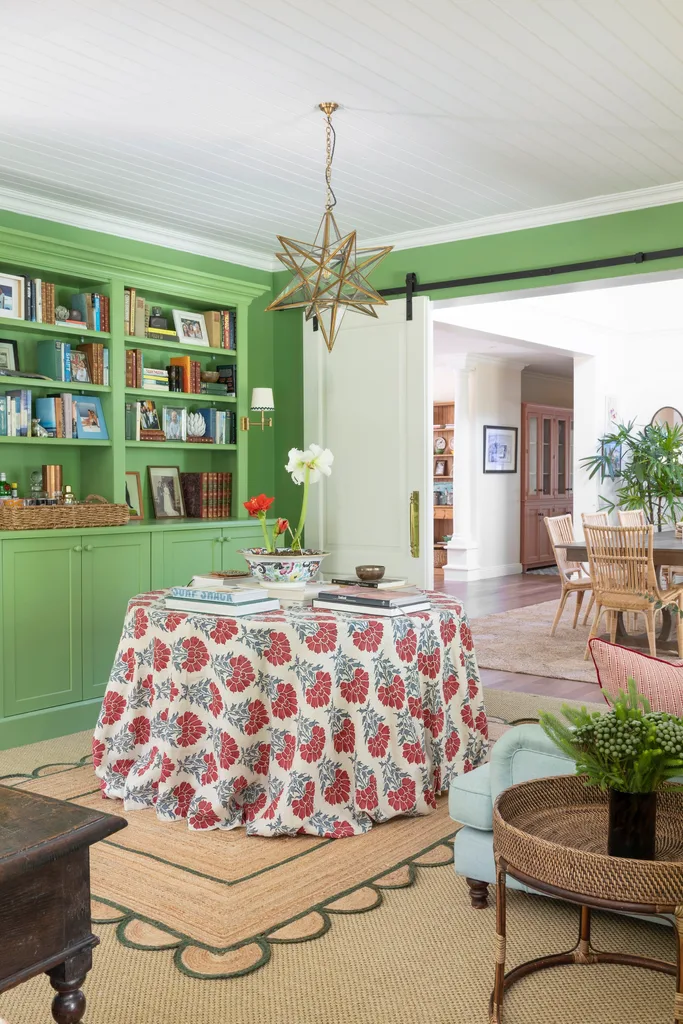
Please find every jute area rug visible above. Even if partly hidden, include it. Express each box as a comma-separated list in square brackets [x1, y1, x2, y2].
[4, 690, 672, 1024]
[470, 599, 674, 684]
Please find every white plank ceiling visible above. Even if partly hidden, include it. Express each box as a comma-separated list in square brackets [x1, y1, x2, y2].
[4, 0, 683, 267]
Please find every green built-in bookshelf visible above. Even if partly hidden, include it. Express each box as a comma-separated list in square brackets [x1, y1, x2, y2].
[0, 228, 268, 519]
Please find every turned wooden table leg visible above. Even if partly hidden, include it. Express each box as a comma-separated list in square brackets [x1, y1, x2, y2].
[490, 859, 507, 1024]
[48, 950, 92, 1024]
[466, 877, 489, 909]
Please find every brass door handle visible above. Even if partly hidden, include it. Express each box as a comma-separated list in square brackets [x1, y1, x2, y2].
[410, 491, 419, 558]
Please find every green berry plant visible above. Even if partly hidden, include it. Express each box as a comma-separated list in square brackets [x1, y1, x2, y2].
[538, 678, 683, 794]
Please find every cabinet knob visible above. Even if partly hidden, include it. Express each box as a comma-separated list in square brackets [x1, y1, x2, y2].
[84, 544, 94, 552]
[73, 544, 82, 552]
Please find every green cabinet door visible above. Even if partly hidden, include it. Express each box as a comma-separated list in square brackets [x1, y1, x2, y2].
[221, 524, 263, 571]
[81, 532, 152, 701]
[161, 528, 223, 589]
[2, 536, 82, 716]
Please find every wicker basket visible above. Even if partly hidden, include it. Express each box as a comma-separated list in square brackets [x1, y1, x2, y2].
[0, 495, 130, 531]
[494, 775, 683, 905]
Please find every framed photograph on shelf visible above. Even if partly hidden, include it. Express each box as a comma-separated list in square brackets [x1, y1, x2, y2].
[140, 400, 160, 431]
[0, 274, 24, 319]
[73, 397, 108, 440]
[148, 466, 186, 518]
[434, 459, 447, 476]
[172, 309, 209, 346]
[124, 471, 144, 520]
[483, 425, 518, 473]
[0, 339, 19, 371]
[69, 351, 91, 383]
[163, 406, 187, 441]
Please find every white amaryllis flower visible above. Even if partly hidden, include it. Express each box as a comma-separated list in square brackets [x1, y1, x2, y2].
[286, 444, 334, 485]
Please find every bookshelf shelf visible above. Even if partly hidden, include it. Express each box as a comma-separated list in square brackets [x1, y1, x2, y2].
[124, 336, 236, 358]
[0, 376, 111, 394]
[6, 321, 111, 340]
[125, 440, 237, 450]
[0, 436, 111, 446]
[124, 388, 236, 405]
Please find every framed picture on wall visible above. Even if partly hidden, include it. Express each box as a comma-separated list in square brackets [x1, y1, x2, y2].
[483, 425, 518, 474]
[124, 471, 144, 520]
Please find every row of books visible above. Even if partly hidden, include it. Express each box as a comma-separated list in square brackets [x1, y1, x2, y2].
[70, 293, 110, 332]
[180, 472, 232, 518]
[165, 581, 277, 617]
[206, 309, 237, 350]
[0, 390, 108, 440]
[37, 340, 109, 386]
[123, 291, 236, 350]
[126, 350, 228, 395]
[22, 279, 56, 324]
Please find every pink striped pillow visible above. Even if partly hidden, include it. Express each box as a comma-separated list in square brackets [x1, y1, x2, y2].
[589, 639, 683, 714]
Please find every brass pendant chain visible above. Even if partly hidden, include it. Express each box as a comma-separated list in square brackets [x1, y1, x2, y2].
[319, 102, 338, 210]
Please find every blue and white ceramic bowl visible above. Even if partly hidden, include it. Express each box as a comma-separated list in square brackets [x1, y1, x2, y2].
[239, 548, 329, 588]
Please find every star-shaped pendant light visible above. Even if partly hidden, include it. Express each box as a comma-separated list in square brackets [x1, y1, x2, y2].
[266, 103, 393, 352]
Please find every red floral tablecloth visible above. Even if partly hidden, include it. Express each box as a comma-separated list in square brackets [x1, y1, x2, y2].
[93, 590, 488, 838]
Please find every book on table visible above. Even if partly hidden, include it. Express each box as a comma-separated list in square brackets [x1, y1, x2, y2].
[315, 587, 426, 608]
[170, 585, 264, 604]
[190, 571, 251, 587]
[165, 597, 279, 616]
[327, 575, 409, 590]
[312, 599, 430, 617]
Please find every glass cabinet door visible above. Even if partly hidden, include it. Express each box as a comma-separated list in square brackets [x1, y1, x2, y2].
[541, 416, 553, 496]
[526, 414, 539, 497]
[557, 417, 567, 496]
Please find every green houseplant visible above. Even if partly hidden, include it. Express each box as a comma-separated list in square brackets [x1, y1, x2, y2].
[581, 419, 683, 530]
[539, 680, 683, 859]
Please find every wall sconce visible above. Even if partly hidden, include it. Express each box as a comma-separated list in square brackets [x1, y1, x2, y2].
[240, 388, 274, 431]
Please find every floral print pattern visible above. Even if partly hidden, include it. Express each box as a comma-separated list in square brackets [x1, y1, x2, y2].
[94, 591, 487, 837]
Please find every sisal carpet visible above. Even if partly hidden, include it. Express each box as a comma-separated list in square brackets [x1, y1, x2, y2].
[473, 599, 603, 683]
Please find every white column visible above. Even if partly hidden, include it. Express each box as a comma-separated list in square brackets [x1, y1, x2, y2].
[444, 357, 479, 581]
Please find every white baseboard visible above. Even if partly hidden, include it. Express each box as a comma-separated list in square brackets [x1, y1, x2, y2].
[444, 562, 522, 582]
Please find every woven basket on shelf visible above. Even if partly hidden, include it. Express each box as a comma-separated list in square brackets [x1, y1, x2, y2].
[0, 495, 130, 531]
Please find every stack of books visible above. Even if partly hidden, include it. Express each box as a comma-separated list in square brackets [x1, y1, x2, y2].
[142, 368, 169, 392]
[200, 380, 230, 397]
[329, 575, 409, 590]
[180, 472, 231, 518]
[165, 584, 278, 617]
[313, 587, 429, 617]
[217, 365, 236, 396]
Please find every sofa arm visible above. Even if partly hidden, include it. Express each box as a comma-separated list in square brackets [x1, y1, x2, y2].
[489, 723, 575, 803]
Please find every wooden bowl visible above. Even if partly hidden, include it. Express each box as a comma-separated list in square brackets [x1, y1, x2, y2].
[355, 564, 385, 581]
[201, 371, 220, 383]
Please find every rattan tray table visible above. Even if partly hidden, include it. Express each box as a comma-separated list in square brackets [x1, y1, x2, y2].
[491, 775, 683, 1023]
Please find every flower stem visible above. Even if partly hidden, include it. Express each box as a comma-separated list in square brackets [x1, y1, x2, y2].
[291, 467, 310, 551]
[258, 512, 273, 552]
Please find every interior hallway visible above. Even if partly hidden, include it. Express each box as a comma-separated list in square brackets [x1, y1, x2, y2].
[436, 573, 600, 704]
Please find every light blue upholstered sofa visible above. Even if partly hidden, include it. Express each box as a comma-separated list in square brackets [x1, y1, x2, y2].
[449, 723, 574, 908]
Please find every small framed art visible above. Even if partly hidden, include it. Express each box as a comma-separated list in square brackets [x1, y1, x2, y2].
[124, 471, 144, 520]
[434, 459, 447, 476]
[74, 397, 108, 440]
[69, 351, 91, 383]
[172, 309, 209, 346]
[140, 400, 160, 431]
[483, 425, 518, 473]
[148, 466, 185, 518]
[0, 274, 24, 319]
[0, 339, 19, 371]
[163, 406, 187, 441]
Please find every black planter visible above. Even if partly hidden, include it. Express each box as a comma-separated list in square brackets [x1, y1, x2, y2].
[607, 789, 657, 860]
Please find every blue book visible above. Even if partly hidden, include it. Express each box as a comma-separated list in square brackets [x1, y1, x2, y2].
[35, 397, 57, 437]
[92, 293, 101, 331]
[170, 585, 264, 604]
[63, 343, 71, 382]
[197, 408, 217, 440]
[0, 396, 7, 435]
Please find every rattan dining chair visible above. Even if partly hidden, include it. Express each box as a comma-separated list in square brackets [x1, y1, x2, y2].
[617, 509, 646, 527]
[544, 515, 594, 635]
[577, 513, 610, 624]
[583, 524, 683, 660]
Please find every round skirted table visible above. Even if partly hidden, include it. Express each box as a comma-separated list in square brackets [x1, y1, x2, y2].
[491, 775, 683, 1024]
[94, 590, 488, 838]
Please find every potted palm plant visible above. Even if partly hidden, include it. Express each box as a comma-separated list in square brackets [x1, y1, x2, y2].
[539, 680, 683, 859]
[581, 419, 683, 530]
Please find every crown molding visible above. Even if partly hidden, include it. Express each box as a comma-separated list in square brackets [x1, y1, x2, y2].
[0, 184, 278, 274]
[364, 180, 683, 253]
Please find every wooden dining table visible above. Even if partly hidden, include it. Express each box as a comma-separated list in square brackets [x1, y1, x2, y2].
[555, 528, 683, 654]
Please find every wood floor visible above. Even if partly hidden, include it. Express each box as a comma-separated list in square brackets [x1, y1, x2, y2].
[436, 573, 600, 703]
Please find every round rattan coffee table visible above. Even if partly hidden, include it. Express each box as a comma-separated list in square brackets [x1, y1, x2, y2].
[491, 775, 683, 1024]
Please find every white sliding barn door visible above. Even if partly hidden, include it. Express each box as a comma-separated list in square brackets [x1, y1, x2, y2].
[304, 297, 433, 588]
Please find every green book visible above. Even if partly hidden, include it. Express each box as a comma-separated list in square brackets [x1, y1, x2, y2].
[36, 339, 64, 380]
